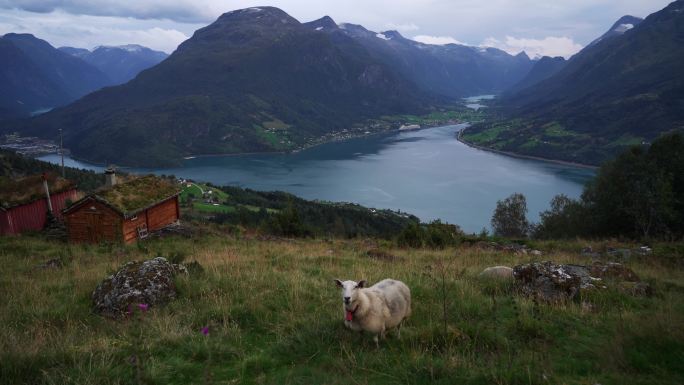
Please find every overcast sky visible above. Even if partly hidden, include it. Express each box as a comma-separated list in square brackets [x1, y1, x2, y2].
[0, 0, 673, 57]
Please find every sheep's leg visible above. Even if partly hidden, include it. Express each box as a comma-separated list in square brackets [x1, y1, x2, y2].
[373, 334, 379, 349]
[396, 321, 403, 339]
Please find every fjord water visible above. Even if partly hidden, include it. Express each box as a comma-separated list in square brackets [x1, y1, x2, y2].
[40, 124, 594, 232]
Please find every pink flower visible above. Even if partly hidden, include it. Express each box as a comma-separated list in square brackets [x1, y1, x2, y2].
[201, 326, 209, 336]
[138, 303, 149, 312]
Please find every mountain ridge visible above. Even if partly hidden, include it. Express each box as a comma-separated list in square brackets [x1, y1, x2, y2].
[461, 1, 684, 165]
[59, 44, 168, 85]
[14, 6, 444, 166]
[0, 33, 110, 119]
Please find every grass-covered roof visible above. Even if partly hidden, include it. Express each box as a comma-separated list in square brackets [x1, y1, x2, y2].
[95, 175, 180, 216]
[0, 174, 75, 209]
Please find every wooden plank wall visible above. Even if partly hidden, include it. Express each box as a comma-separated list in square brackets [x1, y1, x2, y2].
[65, 199, 122, 243]
[146, 197, 179, 231]
[65, 196, 179, 244]
[122, 212, 148, 244]
[0, 189, 79, 235]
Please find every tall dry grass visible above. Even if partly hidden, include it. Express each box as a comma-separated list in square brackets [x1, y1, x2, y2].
[1, 234, 683, 384]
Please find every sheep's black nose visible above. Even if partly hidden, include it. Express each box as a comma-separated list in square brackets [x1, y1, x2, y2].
[344, 297, 350, 304]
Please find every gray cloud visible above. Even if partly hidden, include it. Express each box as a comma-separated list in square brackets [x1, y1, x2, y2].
[0, 0, 216, 23]
[0, 9, 200, 52]
[0, 0, 674, 53]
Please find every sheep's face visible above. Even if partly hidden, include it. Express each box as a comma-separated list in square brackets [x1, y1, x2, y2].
[334, 279, 366, 310]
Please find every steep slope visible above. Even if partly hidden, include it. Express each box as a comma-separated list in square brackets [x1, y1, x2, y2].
[0, 39, 62, 119]
[0, 34, 109, 119]
[304, 17, 534, 98]
[462, 1, 684, 165]
[18, 7, 439, 166]
[60, 44, 169, 84]
[587, 15, 644, 47]
[505, 56, 566, 94]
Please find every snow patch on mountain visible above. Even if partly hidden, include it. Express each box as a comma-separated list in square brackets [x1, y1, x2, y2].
[614, 23, 634, 33]
[94, 44, 144, 52]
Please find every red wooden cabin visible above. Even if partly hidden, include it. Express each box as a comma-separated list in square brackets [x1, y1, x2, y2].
[63, 175, 181, 244]
[0, 174, 79, 235]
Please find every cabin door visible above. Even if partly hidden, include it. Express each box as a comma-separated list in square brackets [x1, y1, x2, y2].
[85, 211, 103, 243]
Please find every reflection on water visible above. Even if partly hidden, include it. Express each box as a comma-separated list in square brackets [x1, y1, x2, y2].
[39, 124, 595, 232]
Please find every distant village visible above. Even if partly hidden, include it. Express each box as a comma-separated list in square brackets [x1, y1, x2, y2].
[0, 133, 62, 156]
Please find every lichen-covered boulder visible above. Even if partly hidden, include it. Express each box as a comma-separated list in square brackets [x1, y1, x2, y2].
[590, 262, 640, 282]
[512, 261, 599, 302]
[513, 261, 648, 302]
[92, 257, 187, 318]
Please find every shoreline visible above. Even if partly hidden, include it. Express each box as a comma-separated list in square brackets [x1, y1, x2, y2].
[137, 120, 464, 167]
[456, 127, 599, 170]
[43, 120, 596, 171]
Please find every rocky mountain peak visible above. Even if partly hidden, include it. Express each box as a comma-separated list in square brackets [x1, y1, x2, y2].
[304, 15, 338, 31]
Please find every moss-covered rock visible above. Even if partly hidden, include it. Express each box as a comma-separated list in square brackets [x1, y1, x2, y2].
[92, 257, 187, 318]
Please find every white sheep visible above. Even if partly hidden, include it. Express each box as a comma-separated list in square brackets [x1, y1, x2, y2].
[333, 278, 411, 347]
[479, 265, 514, 279]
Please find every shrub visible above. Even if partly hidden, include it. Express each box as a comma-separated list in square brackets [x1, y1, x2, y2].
[396, 222, 424, 248]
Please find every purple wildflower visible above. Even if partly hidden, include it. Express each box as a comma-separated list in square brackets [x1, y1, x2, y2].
[138, 303, 149, 312]
[201, 326, 210, 336]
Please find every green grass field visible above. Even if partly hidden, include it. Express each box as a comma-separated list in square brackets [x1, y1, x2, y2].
[1, 234, 683, 384]
[181, 183, 238, 214]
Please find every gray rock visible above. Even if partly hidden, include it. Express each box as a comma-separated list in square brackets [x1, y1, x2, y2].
[513, 261, 587, 302]
[589, 262, 640, 282]
[513, 261, 648, 302]
[92, 257, 187, 318]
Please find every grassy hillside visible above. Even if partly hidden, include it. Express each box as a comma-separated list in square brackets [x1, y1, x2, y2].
[464, 1, 684, 166]
[1, 233, 683, 384]
[181, 182, 420, 239]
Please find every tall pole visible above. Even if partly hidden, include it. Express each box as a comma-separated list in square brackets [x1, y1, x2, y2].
[42, 173, 53, 214]
[59, 128, 65, 178]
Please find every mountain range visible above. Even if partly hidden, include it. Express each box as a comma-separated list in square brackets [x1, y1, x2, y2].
[304, 17, 533, 98]
[0, 33, 109, 119]
[462, 1, 683, 165]
[5, 2, 682, 167]
[59, 44, 168, 85]
[11, 7, 534, 166]
[0, 34, 168, 121]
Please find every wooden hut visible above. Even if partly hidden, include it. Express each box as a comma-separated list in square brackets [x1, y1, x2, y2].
[63, 175, 181, 244]
[0, 174, 79, 235]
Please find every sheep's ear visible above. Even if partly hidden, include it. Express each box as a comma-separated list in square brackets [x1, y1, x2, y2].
[357, 280, 367, 288]
[334, 279, 343, 288]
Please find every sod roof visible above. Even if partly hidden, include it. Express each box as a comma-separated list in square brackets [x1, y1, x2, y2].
[0, 174, 76, 209]
[93, 175, 181, 216]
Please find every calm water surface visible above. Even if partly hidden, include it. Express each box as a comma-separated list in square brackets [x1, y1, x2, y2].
[40, 124, 595, 232]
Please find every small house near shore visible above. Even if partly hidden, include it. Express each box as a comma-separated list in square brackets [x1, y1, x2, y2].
[63, 175, 181, 244]
[0, 173, 79, 235]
